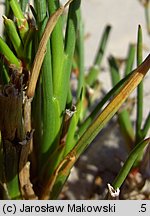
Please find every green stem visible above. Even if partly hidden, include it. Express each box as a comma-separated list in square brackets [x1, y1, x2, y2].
[108, 55, 120, 85]
[108, 55, 134, 149]
[8, 0, 29, 42]
[61, 0, 81, 110]
[113, 138, 150, 189]
[136, 25, 143, 142]
[76, 10, 84, 99]
[23, 27, 35, 69]
[35, 0, 55, 166]
[0, 37, 22, 69]
[3, 16, 24, 58]
[86, 25, 111, 86]
[20, 0, 28, 12]
[48, 0, 64, 99]
[8, 0, 24, 19]
[142, 113, 150, 137]
[124, 43, 135, 76]
[65, 90, 83, 155]
[45, 0, 65, 150]
[94, 25, 111, 66]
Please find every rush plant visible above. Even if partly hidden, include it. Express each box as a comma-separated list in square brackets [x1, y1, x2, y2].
[0, 0, 149, 200]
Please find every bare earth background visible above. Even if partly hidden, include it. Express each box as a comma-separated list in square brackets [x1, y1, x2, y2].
[0, 0, 150, 199]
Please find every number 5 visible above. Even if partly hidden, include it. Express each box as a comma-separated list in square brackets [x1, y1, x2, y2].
[141, 204, 146, 212]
